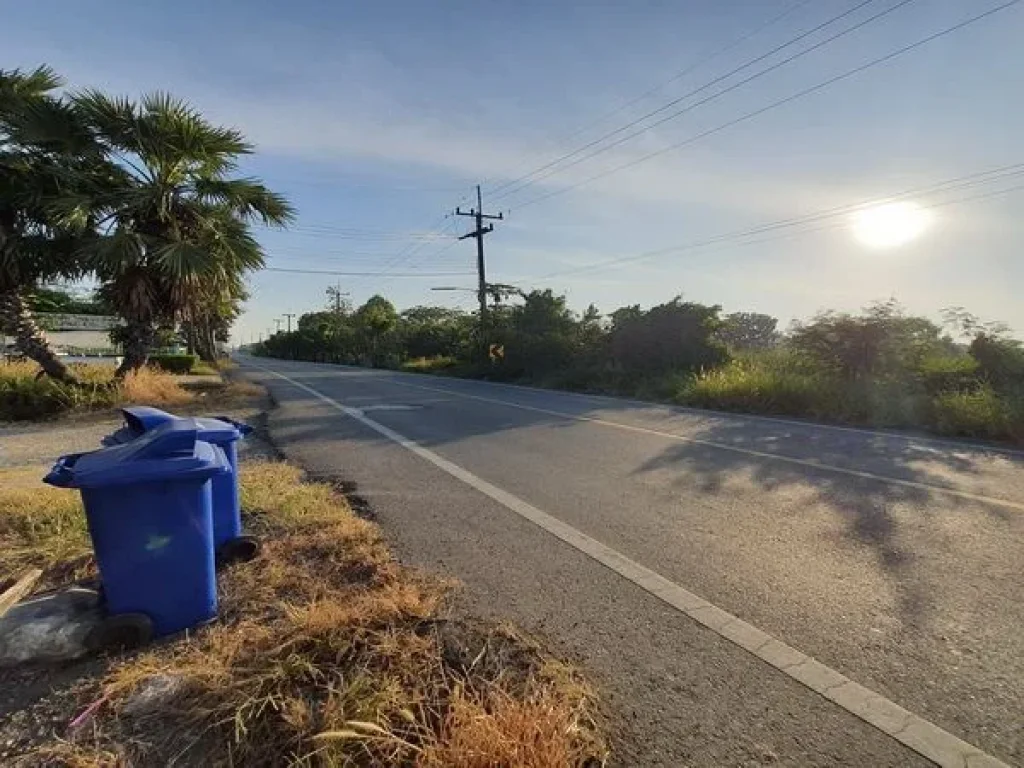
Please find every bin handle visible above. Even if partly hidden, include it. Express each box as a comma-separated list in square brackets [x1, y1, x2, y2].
[42, 453, 83, 488]
[214, 416, 253, 436]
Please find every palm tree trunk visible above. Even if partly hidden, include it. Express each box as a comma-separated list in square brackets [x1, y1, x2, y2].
[0, 288, 78, 383]
[115, 320, 155, 378]
[195, 318, 217, 362]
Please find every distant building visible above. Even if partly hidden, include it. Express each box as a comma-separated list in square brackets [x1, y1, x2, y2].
[37, 313, 122, 354]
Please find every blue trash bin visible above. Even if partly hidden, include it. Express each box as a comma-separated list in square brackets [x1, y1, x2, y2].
[44, 420, 229, 638]
[104, 407, 256, 562]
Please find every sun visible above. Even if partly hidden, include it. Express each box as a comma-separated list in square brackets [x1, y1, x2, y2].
[850, 201, 932, 249]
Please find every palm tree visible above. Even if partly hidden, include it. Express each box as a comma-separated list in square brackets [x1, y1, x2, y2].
[0, 66, 100, 381]
[180, 268, 249, 362]
[73, 91, 293, 376]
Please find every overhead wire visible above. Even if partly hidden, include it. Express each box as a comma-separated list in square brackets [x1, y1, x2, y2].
[487, 0, 891, 202]
[520, 162, 1024, 282]
[523, 181, 1024, 292]
[338, 189, 475, 296]
[546, 0, 816, 149]
[263, 267, 474, 278]
[264, 226, 452, 241]
[364, 190, 477, 284]
[509, 0, 1023, 212]
[476, 0, 813, 194]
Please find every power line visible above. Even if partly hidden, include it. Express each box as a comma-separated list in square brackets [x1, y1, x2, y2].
[265, 248, 458, 260]
[284, 224, 450, 237]
[511, 0, 1022, 212]
[262, 267, 475, 278]
[353, 190, 476, 291]
[550, 0, 816, 148]
[487, 0, 890, 202]
[265, 227, 452, 241]
[328, 196, 471, 296]
[477, 0, 812, 193]
[359, 216, 460, 285]
[269, 176, 466, 193]
[631, 179, 1024, 271]
[523, 162, 1024, 281]
[536, 171, 1024, 281]
[516, 182, 1024, 293]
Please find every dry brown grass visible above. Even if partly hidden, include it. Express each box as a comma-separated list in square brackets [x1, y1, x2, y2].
[118, 367, 193, 406]
[0, 360, 43, 381]
[0, 467, 94, 589]
[420, 685, 591, 768]
[25, 462, 605, 767]
[2, 361, 265, 423]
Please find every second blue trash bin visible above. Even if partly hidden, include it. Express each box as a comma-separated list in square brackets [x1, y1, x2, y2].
[104, 406, 258, 563]
[44, 420, 229, 639]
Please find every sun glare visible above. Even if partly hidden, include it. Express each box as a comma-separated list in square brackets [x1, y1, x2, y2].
[850, 201, 932, 249]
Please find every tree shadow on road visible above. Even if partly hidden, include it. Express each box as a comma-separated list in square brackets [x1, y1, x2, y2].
[252, 363, 1023, 634]
[629, 418, 1017, 632]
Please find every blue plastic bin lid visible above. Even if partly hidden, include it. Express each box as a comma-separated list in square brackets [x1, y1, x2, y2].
[104, 407, 250, 446]
[121, 405, 176, 434]
[44, 419, 229, 490]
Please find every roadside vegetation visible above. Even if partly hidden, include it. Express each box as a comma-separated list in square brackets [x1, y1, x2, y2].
[254, 293, 1024, 444]
[0, 360, 256, 421]
[0, 461, 605, 766]
[1, 65, 291, 382]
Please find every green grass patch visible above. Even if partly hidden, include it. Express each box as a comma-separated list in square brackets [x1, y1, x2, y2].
[147, 353, 199, 374]
[189, 361, 220, 376]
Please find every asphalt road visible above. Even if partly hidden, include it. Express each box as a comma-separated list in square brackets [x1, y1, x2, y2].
[239, 356, 1023, 767]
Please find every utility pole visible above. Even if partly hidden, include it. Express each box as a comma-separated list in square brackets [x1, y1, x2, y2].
[456, 185, 503, 324]
[284, 313, 296, 333]
[328, 283, 350, 315]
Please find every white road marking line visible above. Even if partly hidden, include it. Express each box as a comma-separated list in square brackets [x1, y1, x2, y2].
[251, 362, 1010, 768]
[380, 376, 1024, 513]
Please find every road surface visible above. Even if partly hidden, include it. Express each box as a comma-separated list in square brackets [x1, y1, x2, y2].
[239, 356, 1023, 767]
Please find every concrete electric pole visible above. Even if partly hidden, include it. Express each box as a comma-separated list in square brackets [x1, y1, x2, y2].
[455, 185, 503, 324]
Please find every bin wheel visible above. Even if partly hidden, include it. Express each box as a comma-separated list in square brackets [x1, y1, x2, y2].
[217, 535, 261, 566]
[86, 613, 154, 652]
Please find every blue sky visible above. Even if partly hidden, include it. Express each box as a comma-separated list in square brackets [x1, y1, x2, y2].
[4, 0, 1023, 340]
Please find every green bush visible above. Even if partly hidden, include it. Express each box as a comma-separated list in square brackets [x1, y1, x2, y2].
[969, 334, 1024, 391]
[0, 374, 116, 421]
[0, 377, 73, 420]
[676, 351, 839, 419]
[929, 387, 1009, 440]
[1006, 392, 1024, 443]
[915, 354, 980, 395]
[838, 377, 932, 428]
[148, 353, 198, 374]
